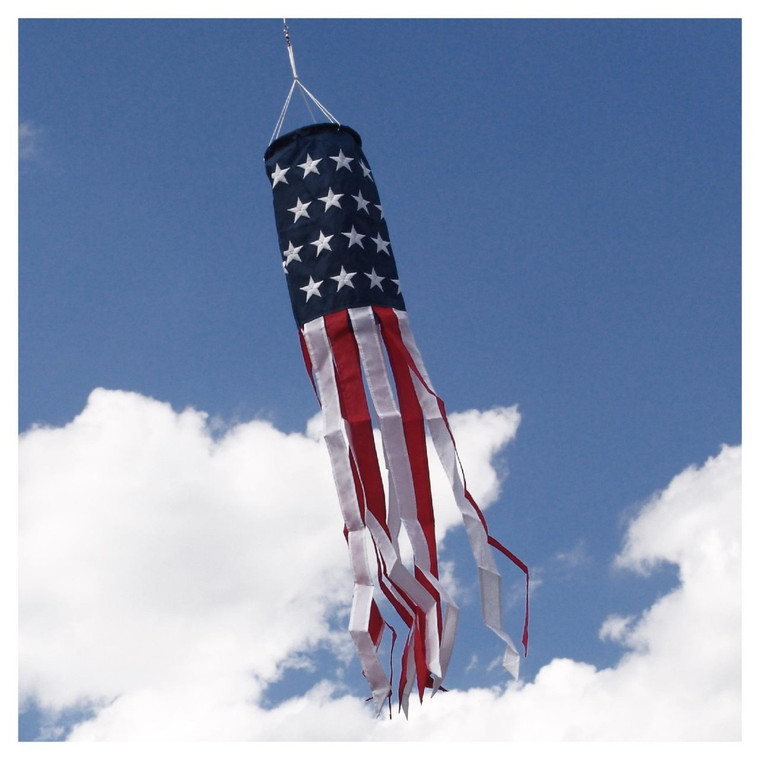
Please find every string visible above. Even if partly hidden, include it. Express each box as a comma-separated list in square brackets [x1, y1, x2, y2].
[269, 19, 339, 144]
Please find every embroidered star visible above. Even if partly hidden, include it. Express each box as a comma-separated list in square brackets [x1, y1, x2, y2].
[330, 149, 354, 171]
[311, 231, 333, 256]
[359, 159, 374, 181]
[319, 187, 343, 211]
[365, 268, 385, 290]
[298, 154, 322, 177]
[352, 190, 371, 214]
[342, 226, 365, 248]
[300, 276, 323, 302]
[392, 279, 402, 294]
[372, 233, 391, 254]
[282, 241, 303, 270]
[288, 197, 311, 222]
[271, 163, 289, 187]
[374, 203, 384, 219]
[331, 266, 357, 291]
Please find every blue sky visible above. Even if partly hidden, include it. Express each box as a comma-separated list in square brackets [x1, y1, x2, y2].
[17, 13, 743, 742]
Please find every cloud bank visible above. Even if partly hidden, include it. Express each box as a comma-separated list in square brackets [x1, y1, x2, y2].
[18, 389, 740, 740]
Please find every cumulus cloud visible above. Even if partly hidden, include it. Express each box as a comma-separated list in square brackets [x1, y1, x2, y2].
[386, 445, 741, 741]
[266, 445, 738, 742]
[20, 390, 343, 712]
[19, 389, 520, 739]
[19, 392, 740, 740]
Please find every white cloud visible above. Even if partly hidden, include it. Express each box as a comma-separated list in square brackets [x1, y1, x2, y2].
[19, 121, 42, 162]
[19, 391, 741, 740]
[598, 614, 634, 643]
[19, 389, 348, 713]
[387, 445, 741, 740]
[271, 445, 739, 742]
[554, 538, 590, 569]
[18, 389, 520, 739]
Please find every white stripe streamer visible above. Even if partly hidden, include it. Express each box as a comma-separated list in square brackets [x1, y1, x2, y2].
[301, 317, 391, 712]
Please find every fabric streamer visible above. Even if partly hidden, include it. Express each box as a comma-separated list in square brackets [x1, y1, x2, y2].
[264, 123, 528, 715]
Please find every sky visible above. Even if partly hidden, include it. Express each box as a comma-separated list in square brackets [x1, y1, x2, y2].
[15, 8, 746, 746]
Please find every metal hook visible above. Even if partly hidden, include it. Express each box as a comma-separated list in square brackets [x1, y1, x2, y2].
[283, 18, 298, 80]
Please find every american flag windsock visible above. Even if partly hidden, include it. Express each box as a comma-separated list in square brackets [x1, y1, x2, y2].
[264, 123, 529, 715]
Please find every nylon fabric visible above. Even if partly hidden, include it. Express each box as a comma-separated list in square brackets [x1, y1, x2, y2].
[267, 121, 529, 714]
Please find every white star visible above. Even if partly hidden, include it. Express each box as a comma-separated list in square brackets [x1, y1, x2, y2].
[342, 226, 365, 248]
[374, 203, 384, 219]
[392, 279, 402, 294]
[359, 159, 374, 181]
[352, 190, 371, 214]
[298, 154, 322, 177]
[319, 187, 343, 211]
[372, 233, 391, 254]
[271, 163, 289, 187]
[311, 231, 333, 255]
[365, 268, 385, 290]
[288, 197, 311, 222]
[331, 266, 357, 291]
[300, 276, 323, 302]
[330, 149, 354, 171]
[282, 241, 303, 270]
